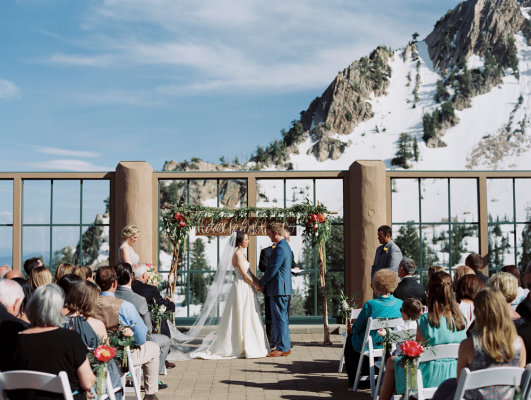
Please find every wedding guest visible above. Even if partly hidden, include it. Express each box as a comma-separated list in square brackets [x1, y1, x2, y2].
[501, 265, 528, 305]
[487, 272, 520, 319]
[23, 257, 43, 276]
[93, 266, 164, 398]
[427, 265, 445, 281]
[379, 271, 467, 400]
[29, 265, 52, 290]
[465, 253, 488, 284]
[344, 269, 402, 389]
[516, 262, 531, 320]
[0, 264, 11, 278]
[132, 263, 175, 338]
[5, 269, 25, 280]
[2, 284, 96, 399]
[11, 277, 32, 323]
[432, 288, 526, 400]
[455, 274, 484, 329]
[0, 279, 29, 327]
[379, 298, 423, 338]
[451, 265, 475, 293]
[119, 225, 140, 266]
[115, 262, 174, 373]
[371, 225, 402, 280]
[54, 262, 76, 283]
[393, 257, 426, 304]
[74, 265, 94, 281]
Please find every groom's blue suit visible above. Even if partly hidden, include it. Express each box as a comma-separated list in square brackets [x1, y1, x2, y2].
[259, 238, 292, 352]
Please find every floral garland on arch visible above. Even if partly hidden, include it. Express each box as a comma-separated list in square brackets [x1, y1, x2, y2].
[160, 199, 334, 344]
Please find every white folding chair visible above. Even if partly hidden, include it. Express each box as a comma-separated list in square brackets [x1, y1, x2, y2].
[120, 347, 142, 400]
[373, 328, 416, 400]
[353, 317, 404, 396]
[0, 370, 74, 400]
[453, 366, 524, 400]
[521, 364, 531, 400]
[100, 364, 124, 400]
[414, 343, 460, 400]
[338, 308, 362, 373]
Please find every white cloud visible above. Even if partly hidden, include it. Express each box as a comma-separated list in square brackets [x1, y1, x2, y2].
[0, 79, 20, 99]
[28, 160, 112, 172]
[47, 53, 115, 67]
[35, 146, 100, 158]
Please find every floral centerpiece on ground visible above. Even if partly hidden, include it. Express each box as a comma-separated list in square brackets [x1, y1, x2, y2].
[88, 345, 116, 398]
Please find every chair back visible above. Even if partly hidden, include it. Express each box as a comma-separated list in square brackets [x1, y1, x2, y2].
[0, 370, 74, 400]
[453, 366, 524, 400]
[351, 308, 362, 320]
[415, 344, 460, 400]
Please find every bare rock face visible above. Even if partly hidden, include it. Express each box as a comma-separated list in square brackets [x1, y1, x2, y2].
[426, 0, 525, 73]
[300, 46, 393, 136]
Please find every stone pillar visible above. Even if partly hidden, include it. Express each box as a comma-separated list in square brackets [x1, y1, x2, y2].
[110, 162, 153, 267]
[344, 160, 387, 304]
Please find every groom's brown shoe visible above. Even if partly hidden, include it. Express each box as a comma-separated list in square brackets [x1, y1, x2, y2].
[282, 349, 291, 356]
[267, 350, 284, 357]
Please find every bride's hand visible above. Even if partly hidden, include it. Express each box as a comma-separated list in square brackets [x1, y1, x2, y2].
[254, 283, 264, 292]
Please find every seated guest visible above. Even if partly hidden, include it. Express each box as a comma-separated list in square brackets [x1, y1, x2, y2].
[344, 269, 402, 389]
[465, 253, 487, 284]
[11, 277, 32, 324]
[427, 265, 445, 281]
[132, 263, 175, 338]
[0, 264, 11, 278]
[379, 271, 467, 400]
[115, 262, 174, 373]
[93, 266, 163, 399]
[5, 269, 24, 280]
[23, 257, 43, 276]
[393, 257, 426, 304]
[488, 271, 531, 363]
[516, 262, 531, 320]
[451, 265, 475, 293]
[29, 266, 52, 290]
[378, 298, 423, 342]
[61, 276, 123, 399]
[2, 284, 96, 399]
[455, 274, 484, 329]
[487, 272, 520, 319]
[54, 263, 76, 284]
[74, 265, 94, 281]
[501, 265, 528, 305]
[60, 276, 108, 346]
[432, 288, 526, 400]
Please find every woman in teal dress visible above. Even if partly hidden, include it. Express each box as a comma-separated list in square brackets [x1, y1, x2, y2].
[344, 269, 403, 388]
[379, 271, 467, 399]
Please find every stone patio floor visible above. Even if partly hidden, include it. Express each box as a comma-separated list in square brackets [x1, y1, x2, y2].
[130, 326, 373, 400]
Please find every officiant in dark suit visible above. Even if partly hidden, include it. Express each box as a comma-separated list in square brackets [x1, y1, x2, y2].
[393, 257, 426, 304]
[259, 230, 300, 347]
[371, 225, 402, 280]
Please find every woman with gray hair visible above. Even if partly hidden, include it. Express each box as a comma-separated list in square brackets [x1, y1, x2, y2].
[4, 284, 96, 399]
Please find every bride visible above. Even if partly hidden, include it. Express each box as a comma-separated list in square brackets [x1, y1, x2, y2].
[169, 231, 270, 359]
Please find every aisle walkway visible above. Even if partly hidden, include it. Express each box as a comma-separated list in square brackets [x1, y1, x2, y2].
[143, 328, 372, 400]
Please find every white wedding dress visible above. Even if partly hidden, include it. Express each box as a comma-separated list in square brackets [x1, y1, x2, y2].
[190, 260, 270, 359]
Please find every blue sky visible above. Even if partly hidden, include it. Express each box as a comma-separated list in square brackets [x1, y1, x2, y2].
[0, 0, 459, 172]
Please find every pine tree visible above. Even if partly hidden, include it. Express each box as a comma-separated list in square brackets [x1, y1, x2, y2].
[413, 138, 419, 161]
[183, 238, 209, 306]
[392, 133, 414, 168]
[394, 224, 421, 263]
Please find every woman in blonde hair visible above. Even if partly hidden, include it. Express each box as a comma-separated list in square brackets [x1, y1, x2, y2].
[54, 262, 76, 283]
[433, 288, 526, 400]
[29, 266, 52, 290]
[380, 271, 467, 400]
[119, 224, 140, 266]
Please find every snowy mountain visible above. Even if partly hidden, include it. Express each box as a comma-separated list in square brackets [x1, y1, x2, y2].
[165, 0, 531, 172]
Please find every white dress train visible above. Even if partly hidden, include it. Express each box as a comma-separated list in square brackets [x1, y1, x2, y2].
[190, 260, 270, 359]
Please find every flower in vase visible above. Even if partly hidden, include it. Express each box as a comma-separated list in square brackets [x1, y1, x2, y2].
[94, 345, 116, 363]
[400, 340, 423, 358]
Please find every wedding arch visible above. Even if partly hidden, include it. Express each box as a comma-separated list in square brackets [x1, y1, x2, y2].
[160, 200, 335, 344]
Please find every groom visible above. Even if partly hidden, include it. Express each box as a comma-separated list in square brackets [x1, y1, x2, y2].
[259, 221, 292, 357]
